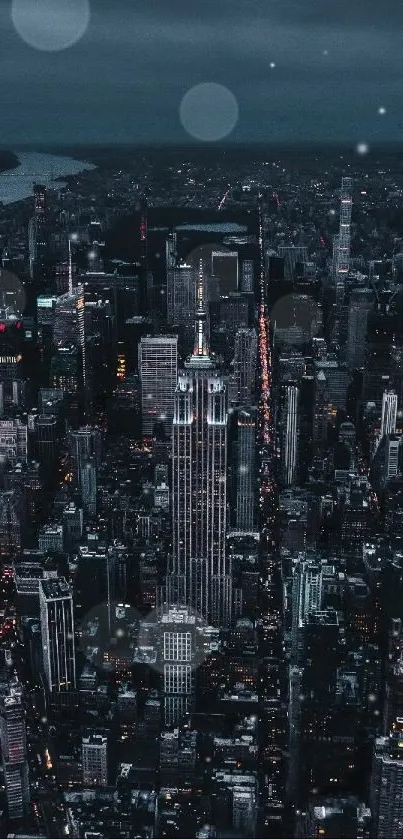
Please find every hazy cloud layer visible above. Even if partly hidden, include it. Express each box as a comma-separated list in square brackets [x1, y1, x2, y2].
[0, 0, 402, 144]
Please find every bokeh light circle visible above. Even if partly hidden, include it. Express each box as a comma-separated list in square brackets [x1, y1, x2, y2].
[136, 605, 216, 676]
[356, 142, 370, 155]
[180, 83, 239, 142]
[270, 293, 322, 346]
[11, 0, 91, 53]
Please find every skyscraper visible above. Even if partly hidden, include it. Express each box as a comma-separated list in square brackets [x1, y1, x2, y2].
[166, 262, 196, 334]
[82, 733, 108, 787]
[346, 288, 374, 370]
[279, 382, 299, 486]
[161, 605, 194, 727]
[0, 679, 30, 821]
[241, 259, 254, 294]
[70, 426, 102, 486]
[0, 490, 22, 556]
[80, 458, 97, 516]
[139, 193, 149, 314]
[235, 408, 257, 533]
[36, 414, 58, 471]
[53, 284, 86, 393]
[171, 262, 231, 625]
[381, 389, 398, 438]
[31, 183, 48, 273]
[139, 335, 178, 438]
[39, 578, 76, 693]
[333, 176, 353, 299]
[370, 718, 403, 838]
[53, 291, 80, 348]
[229, 328, 257, 408]
[278, 245, 308, 283]
[211, 250, 239, 296]
[0, 419, 28, 466]
[384, 436, 401, 484]
[166, 230, 177, 271]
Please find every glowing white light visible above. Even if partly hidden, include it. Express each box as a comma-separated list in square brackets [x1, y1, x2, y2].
[180, 83, 239, 142]
[356, 142, 369, 155]
[378, 106, 386, 115]
[270, 62, 276, 69]
[11, 0, 90, 53]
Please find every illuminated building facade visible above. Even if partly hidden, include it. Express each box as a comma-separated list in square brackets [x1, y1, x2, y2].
[172, 262, 231, 625]
[139, 335, 178, 438]
[0, 681, 29, 821]
[39, 578, 76, 693]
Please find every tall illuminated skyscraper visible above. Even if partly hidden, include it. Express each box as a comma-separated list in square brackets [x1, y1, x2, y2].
[39, 578, 76, 693]
[32, 183, 48, 273]
[333, 176, 353, 301]
[139, 335, 178, 438]
[0, 680, 30, 821]
[161, 605, 194, 727]
[235, 408, 257, 533]
[171, 262, 231, 626]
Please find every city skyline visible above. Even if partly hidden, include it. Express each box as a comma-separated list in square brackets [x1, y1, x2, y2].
[0, 111, 401, 834]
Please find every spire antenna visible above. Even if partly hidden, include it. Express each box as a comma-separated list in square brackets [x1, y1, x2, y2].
[194, 258, 209, 358]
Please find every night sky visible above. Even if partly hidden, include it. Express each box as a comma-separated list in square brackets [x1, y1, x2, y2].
[1, 0, 403, 146]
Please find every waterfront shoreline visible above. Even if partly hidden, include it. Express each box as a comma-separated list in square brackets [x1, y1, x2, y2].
[0, 151, 96, 206]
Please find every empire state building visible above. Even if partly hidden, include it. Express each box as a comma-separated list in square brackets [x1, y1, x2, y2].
[171, 261, 231, 626]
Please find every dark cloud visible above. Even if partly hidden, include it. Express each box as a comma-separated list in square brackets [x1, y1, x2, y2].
[0, 0, 402, 144]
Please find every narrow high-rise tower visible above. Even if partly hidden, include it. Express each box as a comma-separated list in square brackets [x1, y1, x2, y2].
[171, 261, 231, 625]
[139, 193, 149, 313]
[279, 382, 299, 486]
[235, 407, 257, 533]
[0, 679, 30, 821]
[333, 177, 353, 302]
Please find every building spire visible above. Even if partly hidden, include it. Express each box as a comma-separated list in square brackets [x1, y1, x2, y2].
[193, 258, 209, 358]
